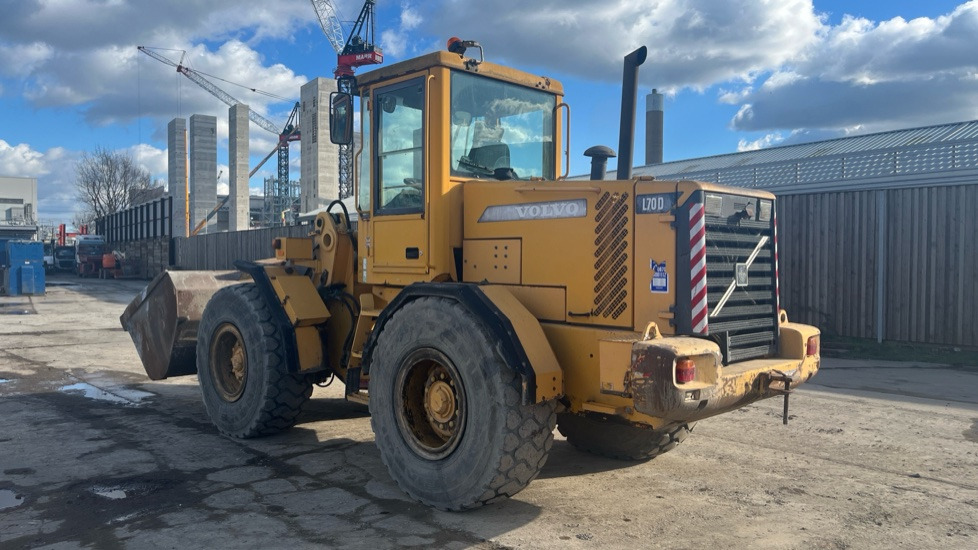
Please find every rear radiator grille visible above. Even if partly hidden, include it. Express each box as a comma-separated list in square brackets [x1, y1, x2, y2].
[704, 218, 777, 363]
[593, 191, 629, 319]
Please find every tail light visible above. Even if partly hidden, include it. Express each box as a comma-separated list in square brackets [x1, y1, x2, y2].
[676, 358, 696, 384]
[806, 335, 820, 356]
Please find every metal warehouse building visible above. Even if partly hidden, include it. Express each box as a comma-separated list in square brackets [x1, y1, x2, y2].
[629, 120, 978, 348]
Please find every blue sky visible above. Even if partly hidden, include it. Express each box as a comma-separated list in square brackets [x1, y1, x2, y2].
[1, 0, 975, 224]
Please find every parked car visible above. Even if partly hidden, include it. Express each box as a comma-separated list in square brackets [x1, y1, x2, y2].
[54, 246, 75, 271]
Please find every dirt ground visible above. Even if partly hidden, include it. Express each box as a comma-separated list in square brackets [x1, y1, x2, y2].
[1, 275, 976, 549]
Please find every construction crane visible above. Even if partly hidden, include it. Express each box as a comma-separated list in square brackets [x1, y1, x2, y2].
[309, 0, 383, 197]
[137, 46, 300, 226]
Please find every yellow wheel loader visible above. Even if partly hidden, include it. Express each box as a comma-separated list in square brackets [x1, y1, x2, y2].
[121, 40, 820, 511]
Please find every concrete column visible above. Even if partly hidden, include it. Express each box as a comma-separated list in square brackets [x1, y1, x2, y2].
[300, 77, 340, 213]
[167, 118, 188, 237]
[189, 114, 217, 234]
[229, 104, 250, 231]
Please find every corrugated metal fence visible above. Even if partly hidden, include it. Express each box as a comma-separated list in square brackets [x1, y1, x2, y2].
[172, 224, 311, 270]
[777, 183, 978, 347]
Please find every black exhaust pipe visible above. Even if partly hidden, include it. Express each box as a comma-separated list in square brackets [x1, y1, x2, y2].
[616, 46, 647, 180]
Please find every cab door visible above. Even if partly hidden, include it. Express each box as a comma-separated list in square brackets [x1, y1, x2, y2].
[366, 75, 429, 285]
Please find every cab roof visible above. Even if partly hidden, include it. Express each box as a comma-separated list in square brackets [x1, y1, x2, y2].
[355, 50, 564, 95]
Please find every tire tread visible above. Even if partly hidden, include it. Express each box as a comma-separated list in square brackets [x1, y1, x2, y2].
[557, 413, 692, 461]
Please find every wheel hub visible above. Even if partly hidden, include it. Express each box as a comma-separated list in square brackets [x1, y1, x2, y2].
[211, 323, 248, 402]
[395, 349, 465, 459]
[424, 376, 457, 437]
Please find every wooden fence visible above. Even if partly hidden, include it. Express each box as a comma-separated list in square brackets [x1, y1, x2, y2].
[777, 183, 978, 347]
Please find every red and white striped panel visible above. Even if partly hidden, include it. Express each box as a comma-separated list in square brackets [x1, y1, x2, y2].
[689, 202, 708, 334]
[773, 208, 780, 322]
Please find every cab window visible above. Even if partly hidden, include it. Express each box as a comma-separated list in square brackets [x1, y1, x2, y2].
[375, 77, 425, 214]
[450, 71, 556, 180]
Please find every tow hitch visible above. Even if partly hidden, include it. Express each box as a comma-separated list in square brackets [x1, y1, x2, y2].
[766, 370, 794, 425]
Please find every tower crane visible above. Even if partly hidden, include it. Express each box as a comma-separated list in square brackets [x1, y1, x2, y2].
[309, 0, 383, 197]
[137, 46, 301, 226]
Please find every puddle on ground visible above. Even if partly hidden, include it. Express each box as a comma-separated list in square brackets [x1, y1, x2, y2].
[0, 379, 10, 384]
[58, 383, 154, 406]
[89, 479, 168, 501]
[0, 489, 25, 510]
[0, 301, 36, 315]
[92, 487, 128, 500]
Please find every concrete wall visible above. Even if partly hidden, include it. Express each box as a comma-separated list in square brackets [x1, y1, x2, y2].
[189, 114, 217, 234]
[300, 77, 340, 213]
[167, 118, 188, 237]
[229, 104, 250, 231]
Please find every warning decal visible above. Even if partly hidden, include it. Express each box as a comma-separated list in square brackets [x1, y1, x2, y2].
[650, 260, 668, 293]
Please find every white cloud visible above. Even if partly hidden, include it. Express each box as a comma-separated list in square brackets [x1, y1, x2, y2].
[381, 3, 427, 59]
[730, 1, 978, 135]
[417, 0, 823, 90]
[737, 132, 785, 152]
[127, 143, 168, 182]
[0, 140, 48, 177]
[0, 42, 54, 78]
[400, 4, 423, 30]
[0, 0, 311, 140]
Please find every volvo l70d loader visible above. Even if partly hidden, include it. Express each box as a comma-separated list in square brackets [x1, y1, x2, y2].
[122, 40, 820, 511]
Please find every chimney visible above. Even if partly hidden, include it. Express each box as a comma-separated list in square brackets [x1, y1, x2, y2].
[645, 89, 664, 165]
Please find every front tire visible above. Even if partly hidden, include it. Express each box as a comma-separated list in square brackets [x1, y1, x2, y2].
[369, 297, 556, 511]
[196, 283, 313, 438]
[557, 413, 693, 461]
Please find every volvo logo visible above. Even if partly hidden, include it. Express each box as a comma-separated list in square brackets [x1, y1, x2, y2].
[478, 199, 587, 222]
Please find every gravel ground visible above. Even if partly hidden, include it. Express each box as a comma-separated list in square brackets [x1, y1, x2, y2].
[1, 275, 976, 549]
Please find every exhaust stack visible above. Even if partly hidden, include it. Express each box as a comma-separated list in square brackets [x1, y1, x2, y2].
[616, 46, 648, 180]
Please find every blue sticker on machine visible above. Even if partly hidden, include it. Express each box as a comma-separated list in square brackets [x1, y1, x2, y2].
[651, 260, 668, 293]
[636, 193, 677, 214]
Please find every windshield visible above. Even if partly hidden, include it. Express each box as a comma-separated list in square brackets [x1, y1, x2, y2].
[450, 71, 556, 180]
[78, 243, 104, 255]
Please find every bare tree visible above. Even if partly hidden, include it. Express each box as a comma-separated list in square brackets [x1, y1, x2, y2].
[74, 146, 154, 224]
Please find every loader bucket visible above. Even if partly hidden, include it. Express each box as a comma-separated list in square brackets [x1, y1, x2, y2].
[120, 270, 243, 380]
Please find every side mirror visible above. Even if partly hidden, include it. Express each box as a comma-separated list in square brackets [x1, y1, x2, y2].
[329, 92, 353, 145]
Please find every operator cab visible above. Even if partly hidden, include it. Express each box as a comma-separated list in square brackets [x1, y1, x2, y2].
[329, 43, 565, 286]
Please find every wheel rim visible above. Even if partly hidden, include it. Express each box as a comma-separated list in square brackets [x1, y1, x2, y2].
[210, 323, 248, 402]
[394, 348, 466, 460]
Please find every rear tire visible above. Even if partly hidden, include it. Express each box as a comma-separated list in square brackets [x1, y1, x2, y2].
[369, 297, 556, 511]
[196, 283, 313, 438]
[557, 413, 693, 461]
